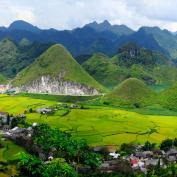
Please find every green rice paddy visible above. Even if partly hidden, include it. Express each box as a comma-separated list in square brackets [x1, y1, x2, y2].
[0, 94, 177, 147]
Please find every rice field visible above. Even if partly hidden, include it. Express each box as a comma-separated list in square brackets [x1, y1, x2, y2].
[0, 94, 177, 147]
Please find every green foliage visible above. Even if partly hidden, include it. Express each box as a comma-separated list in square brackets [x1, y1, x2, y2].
[142, 141, 156, 151]
[18, 153, 77, 177]
[32, 124, 102, 166]
[42, 158, 77, 177]
[0, 39, 51, 78]
[18, 152, 43, 177]
[82, 152, 102, 170]
[146, 163, 177, 177]
[120, 143, 136, 155]
[160, 139, 173, 151]
[13, 44, 104, 92]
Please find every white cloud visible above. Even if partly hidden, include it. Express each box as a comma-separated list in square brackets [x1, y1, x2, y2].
[0, 0, 177, 31]
[0, 0, 35, 27]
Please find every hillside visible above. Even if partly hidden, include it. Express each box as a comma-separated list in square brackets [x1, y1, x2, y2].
[109, 78, 152, 101]
[160, 84, 177, 111]
[0, 74, 7, 84]
[0, 39, 52, 78]
[112, 42, 169, 67]
[101, 78, 154, 107]
[82, 43, 175, 87]
[13, 44, 104, 95]
[82, 53, 127, 87]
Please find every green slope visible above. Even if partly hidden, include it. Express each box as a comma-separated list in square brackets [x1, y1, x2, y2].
[109, 78, 152, 101]
[82, 43, 177, 88]
[160, 84, 177, 111]
[101, 78, 154, 107]
[0, 39, 19, 77]
[0, 39, 51, 78]
[0, 74, 7, 84]
[82, 53, 127, 88]
[13, 44, 104, 91]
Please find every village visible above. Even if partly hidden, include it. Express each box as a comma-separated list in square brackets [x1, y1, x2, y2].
[0, 106, 176, 175]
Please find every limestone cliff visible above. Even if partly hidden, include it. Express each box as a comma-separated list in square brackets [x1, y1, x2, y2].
[15, 76, 99, 96]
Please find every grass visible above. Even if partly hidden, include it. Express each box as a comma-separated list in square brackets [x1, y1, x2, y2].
[18, 93, 101, 103]
[0, 94, 177, 148]
[0, 140, 26, 177]
[0, 94, 55, 114]
[106, 78, 152, 102]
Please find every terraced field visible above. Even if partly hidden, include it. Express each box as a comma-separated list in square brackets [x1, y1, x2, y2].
[26, 109, 177, 146]
[0, 94, 177, 147]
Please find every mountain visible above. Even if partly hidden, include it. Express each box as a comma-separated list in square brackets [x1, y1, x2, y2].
[85, 20, 134, 36]
[117, 27, 177, 59]
[0, 22, 118, 57]
[82, 53, 127, 88]
[112, 42, 169, 67]
[0, 39, 52, 78]
[82, 43, 173, 87]
[1, 20, 177, 60]
[9, 20, 40, 33]
[109, 78, 152, 100]
[103, 78, 153, 106]
[12, 44, 104, 96]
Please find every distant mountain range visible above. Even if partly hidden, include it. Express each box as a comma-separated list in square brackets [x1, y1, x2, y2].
[1, 20, 177, 60]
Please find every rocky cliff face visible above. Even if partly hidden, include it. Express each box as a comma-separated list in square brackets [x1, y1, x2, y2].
[15, 76, 100, 96]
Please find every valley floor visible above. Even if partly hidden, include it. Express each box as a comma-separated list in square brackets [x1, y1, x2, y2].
[0, 94, 176, 147]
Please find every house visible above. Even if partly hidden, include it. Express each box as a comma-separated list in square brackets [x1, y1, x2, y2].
[135, 151, 153, 159]
[166, 149, 177, 162]
[36, 108, 53, 114]
[93, 145, 117, 154]
[145, 159, 163, 167]
[109, 152, 120, 159]
[0, 85, 7, 93]
[3, 125, 10, 131]
[130, 158, 139, 168]
[18, 114, 26, 119]
[153, 150, 165, 157]
[0, 112, 8, 125]
[5, 89, 16, 95]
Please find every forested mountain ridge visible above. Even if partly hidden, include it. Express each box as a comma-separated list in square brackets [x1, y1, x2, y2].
[1, 20, 177, 60]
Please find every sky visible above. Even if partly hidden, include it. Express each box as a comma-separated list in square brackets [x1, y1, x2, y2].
[1, 0, 177, 32]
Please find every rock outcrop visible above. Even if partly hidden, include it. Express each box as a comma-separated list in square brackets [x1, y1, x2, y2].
[16, 75, 99, 96]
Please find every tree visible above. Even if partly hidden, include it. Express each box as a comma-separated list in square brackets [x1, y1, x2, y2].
[173, 138, 177, 147]
[42, 158, 77, 177]
[142, 141, 156, 151]
[160, 139, 173, 151]
[18, 152, 43, 177]
[83, 152, 102, 170]
[120, 143, 136, 155]
[29, 108, 33, 113]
